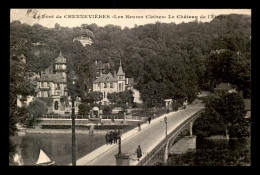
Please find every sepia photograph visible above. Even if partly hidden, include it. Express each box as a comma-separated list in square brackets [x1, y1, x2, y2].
[9, 9, 251, 166]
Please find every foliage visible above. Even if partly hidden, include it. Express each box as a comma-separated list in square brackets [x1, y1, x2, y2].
[78, 103, 91, 115]
[38, 97, 53, 107]
[88, 91, 103, 102]
[60, 96, 69, 106]
[107, 90, 134, 105]
[103, 105, 111, 114]
[194, 93, 249, 138]
[107, 92, 118, 104]
[10, 23, 36, 163]
[28, 98, 48, 119]
[168, 147, 250, 166]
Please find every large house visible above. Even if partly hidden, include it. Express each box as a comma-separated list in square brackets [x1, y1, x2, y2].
[36, 51, 79, 114]
[92, 60, 134, 105]
[73, 36, 93, 46]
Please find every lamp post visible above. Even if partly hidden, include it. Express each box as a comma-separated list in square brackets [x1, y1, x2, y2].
[118, 136, 121, 154]
[164, 116, 167, 137]
[71, 81, 76, 166]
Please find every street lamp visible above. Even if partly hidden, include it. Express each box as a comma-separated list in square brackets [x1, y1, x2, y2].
[71, 81, 76, 166]
[118, 136, 121, 154]
[164, 116, 167, 137]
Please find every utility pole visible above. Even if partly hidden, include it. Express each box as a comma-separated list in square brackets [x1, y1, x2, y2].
[71, 81, 76, 166]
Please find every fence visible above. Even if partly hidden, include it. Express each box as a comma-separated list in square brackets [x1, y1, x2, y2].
[41, 115, 91, 119]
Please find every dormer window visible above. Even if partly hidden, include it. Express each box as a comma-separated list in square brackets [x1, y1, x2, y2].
[106, 77, 109, 80]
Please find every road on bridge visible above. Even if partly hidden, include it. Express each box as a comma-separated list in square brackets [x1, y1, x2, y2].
[76, 101, 204, 166]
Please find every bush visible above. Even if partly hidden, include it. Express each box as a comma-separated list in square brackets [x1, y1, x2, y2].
[38, 97, 53, 107]
[78, 103, 91, 115]
[103, 105, 111, 115]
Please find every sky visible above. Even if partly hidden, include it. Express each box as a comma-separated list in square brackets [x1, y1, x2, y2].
[10, 9, 251, 29]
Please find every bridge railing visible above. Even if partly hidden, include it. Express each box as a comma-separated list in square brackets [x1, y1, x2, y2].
[137, 108, 205, 166]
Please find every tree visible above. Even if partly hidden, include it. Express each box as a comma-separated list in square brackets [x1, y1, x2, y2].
[28, 98, 48, 122]
[194, 93, 249, 138]
[218, 93, 248, 138]
[78, 103, 91, 115]
[88, 91, 103, 103]
[10, 22, 36, 164]
[107, 92, 118, 104]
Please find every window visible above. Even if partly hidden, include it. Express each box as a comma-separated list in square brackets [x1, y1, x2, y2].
[119, 83, 121, 91]
[110, 83, 113, 88]
[104, 83, 107, 88]
[106, 77, 109, 80]
[104, 92, 106, 98]
[57, 91, 60, 96]
[41, 91, 44, 97]
[44, 82, 47, 88]
[54, 101, 59, 110]
[44, 91, 47, 97]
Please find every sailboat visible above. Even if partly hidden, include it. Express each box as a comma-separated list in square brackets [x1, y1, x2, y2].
[36, 149, 55, 166]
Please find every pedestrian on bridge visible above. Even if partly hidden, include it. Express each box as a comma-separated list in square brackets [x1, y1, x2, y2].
[113, 130, 118, 144]
[109, 131, 114, 145]
[105, 132, 110, 144]
[136, 145, 142, 161]
[148, 117, 151, 124]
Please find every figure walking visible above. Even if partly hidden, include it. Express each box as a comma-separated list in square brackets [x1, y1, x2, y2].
[109, 131, 114, 145]
[138, 122, 141, 131]
[113, 130, 118, 144]
[136, 145, 142, 161]
[148, 117, 151, 124]
[105, 132, 110, 144]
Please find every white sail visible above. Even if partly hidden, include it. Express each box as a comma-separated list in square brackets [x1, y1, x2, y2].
[36, 149, 52, 165]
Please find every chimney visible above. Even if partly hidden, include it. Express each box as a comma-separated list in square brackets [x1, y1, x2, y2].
[95, 60, 98, 65]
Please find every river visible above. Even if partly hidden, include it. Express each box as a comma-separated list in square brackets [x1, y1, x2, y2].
[10, 133, 106, 165]
[10, 133, 251, 166]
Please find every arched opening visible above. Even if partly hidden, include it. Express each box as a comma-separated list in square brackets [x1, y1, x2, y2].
[54, 101, 59, 110]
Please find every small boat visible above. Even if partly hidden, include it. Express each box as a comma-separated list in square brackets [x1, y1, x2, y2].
[36, 149, 55, 166]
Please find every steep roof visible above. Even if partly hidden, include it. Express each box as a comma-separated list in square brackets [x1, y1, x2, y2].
[55, 51, 66, 64]
[93, 72, 117, 83]
[117, 60, 125, 76]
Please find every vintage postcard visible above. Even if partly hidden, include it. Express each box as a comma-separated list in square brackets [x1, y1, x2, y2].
[10, 9, 251, 166]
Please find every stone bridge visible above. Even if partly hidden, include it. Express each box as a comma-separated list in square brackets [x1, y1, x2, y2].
[136, 108, 205, 166]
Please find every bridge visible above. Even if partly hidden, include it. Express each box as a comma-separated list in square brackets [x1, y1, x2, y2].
[74, 100, 205, 166]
